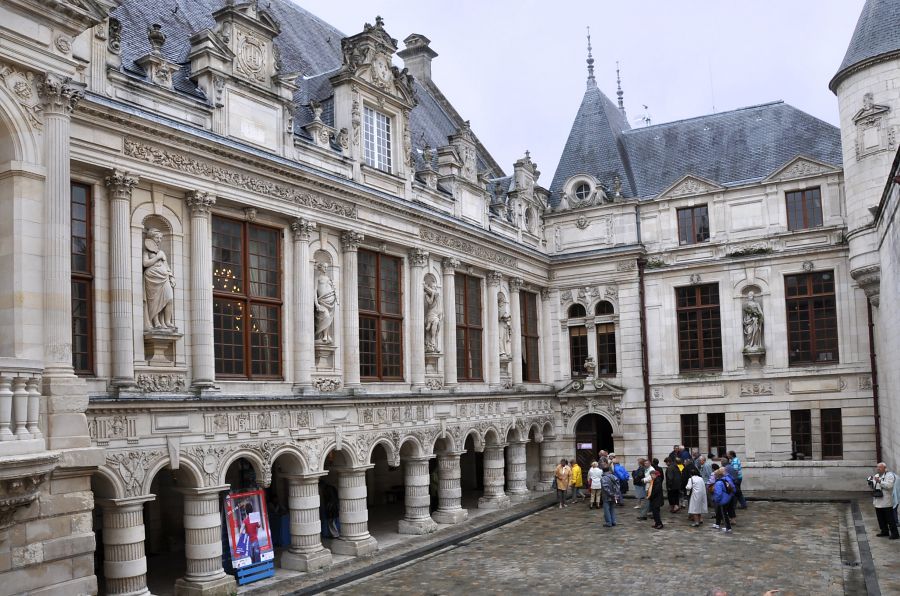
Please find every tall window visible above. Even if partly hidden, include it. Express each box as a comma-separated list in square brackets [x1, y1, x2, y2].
[358, 250, 403, 380]
[676, 284, 722, 371]
[71, 182, 93, 375]
[596, 323, 617, 376]
[212, 216, 282, 379]
[677, 205, 710, 244]
[708, 413, 727, 457]
[790, 409, 812, 460]
[568, 326, 588, 377]
[681, 414, 699, 452]
[786, 187, 823, 231]
[520, 291, 540, 382]
[363, 106, 392, 172]
[785, 271, 838, 365]
[821, 408, 843, 460]
[455, 273, 483, 381]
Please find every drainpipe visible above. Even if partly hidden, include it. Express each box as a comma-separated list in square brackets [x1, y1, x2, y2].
[867, 301, 882, 462]
[635, 202, 652, 459]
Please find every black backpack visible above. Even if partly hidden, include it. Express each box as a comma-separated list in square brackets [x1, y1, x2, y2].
[631, 468, 644, 485]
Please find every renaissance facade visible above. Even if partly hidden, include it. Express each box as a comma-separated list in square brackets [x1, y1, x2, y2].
[0, 0, 895, 594]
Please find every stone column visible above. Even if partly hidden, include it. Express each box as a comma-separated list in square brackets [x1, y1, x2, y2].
[280, 473, 332, 572]
[98, 495, 155, 596]
[559, 322, 572, 380]
[186, 192, 217, 391]
[409, 249, 429, 389]
[441, 258, 460, 388]
[486, 272, 502, 386]
[505, 440, 529, 501]
[478, 444, 510, 509]
[539, 438, 557, 491]
[340, 231, 364, 389]
[540, 289, 554, 384]
[329, 466, 377, 556]
[509, 278, 524, 385]
[585, 320, 598, 376]
[106, 169, 139, 390]
[175, 486, 235, 595]
[291, 219, 315, 391]
[38, 74, 84, 379]
[432, 451, 468, 524]
[398, 456, 438, 534]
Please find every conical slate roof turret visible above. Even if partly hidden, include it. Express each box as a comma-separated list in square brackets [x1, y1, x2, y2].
[830, 0, 900, 92]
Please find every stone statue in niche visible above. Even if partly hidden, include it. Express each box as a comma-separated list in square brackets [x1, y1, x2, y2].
[314, 262, 337, 344]
[424, 277, 442, 353]
[499, 292, 512, 358]
[584, 356, 597, 380]
[742, 291, 764, 351]
[143, 228, 176, 330]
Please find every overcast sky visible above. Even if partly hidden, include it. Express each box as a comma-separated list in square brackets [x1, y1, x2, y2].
[294, 0, 866, 178]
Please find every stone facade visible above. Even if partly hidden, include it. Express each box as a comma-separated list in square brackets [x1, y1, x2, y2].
[0, 0, 892, 595]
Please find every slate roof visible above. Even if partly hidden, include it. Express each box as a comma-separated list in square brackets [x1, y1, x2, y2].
[831, 0, 900, 91]
[110, 0, 501, 174]
[549, 80, 843, 206]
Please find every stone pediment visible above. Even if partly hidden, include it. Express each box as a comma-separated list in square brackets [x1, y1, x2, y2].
[338, 16, 416, 106]
[765, 155, 839, 182]
[660, 174, 723, 199]
[558, 379, 625, 429]
[852, 97, 890, 125]
[558, 377, 625, 398]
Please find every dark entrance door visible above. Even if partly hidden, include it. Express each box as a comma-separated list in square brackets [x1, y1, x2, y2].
[574, 414, 614, 472]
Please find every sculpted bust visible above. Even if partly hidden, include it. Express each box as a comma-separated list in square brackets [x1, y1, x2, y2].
[314, 262, 337, 344]
[143, 228, 176, 330]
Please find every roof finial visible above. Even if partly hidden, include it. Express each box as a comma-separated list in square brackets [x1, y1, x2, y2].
[586, 26, 595, 87]
[616, 61, 626, 117]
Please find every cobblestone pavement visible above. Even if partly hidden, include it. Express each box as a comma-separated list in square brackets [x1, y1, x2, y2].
[331, 500, 863, 596]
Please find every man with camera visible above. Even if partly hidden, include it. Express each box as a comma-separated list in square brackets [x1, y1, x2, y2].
[868, 462, 899, 540]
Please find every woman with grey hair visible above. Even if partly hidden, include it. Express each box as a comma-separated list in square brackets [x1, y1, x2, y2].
[869, 462, 898, 539]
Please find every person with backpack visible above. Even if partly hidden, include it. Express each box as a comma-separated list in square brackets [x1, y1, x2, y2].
[647, 468, 665, 529]
[611, 454, 629, 505]
[711, 467, 734, 533]
[632, 458, 647, 513]
[728, 450, 748, 509]
[600, 464, 622, 526]
[664, 457, 682, 513]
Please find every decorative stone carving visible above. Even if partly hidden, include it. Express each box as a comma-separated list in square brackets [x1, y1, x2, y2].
[665, 175, 719, 198]
[487, 271, 503, 287]
[313, 377, 341, 392]
[185, 443, 237, 486]
[575, 215, 589, 230]
[420, 228, 516, 268]
[124, 139, 357, 219]
[106, 449, 165, 497]
[689, 273, 702, 285]
[142, 228, 177, 330]
[742, 291, 764, 353]
[859, 376, 873, 391]
[314, 262, 337, 344]
[727, 242, 772, 257]
[424, 276, 442, 354]
[425, 378, 443, 391]
[851, 264, 881, 306]
[740, 382, 772, 396]
[108, 17, 122, 53]
[616, 261, 636, 272]
[340, 230, 364, 251]
[498, 292, 512, 358]
[136, 373, 186, 393]
[0, 63, 43, 129]
[802, 260, 814, 272]
[0, 453, 57, 530]
[583, 357, 596, 380]
[771, 158, 834, 181]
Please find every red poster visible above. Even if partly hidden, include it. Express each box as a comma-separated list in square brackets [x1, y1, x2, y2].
[224, 489, 274, 569]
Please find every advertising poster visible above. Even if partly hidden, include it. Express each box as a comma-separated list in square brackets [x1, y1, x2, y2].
[224, 489, 274, 569]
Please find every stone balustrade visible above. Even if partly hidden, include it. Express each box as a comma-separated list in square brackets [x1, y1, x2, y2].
[0, 358, 46, 456]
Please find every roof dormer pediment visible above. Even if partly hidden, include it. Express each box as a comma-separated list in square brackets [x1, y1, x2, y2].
[765, 155, 840, 182]
[659, 174, 724, 199]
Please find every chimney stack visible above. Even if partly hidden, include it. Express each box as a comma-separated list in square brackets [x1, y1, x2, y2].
[398, 33, 438, 82]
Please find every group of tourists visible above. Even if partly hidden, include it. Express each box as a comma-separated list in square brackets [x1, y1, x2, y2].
[554, 445, 749, 533]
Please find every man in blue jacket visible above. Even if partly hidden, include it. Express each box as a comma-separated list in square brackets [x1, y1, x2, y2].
[728, 450, 748, 509]
[711, 468, 734, 533]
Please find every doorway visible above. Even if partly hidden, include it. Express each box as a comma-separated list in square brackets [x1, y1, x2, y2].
[574, 414, 614, 472]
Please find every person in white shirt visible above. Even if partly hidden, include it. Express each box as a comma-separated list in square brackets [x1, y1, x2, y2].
[869, 462, 898, 539]
[588, 461, 603, 510]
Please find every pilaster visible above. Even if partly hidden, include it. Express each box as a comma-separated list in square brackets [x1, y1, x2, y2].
[486, 272, 502, 386]
[409, 249, 429, 389]
[441, 258, 460, 388]
[540, 288, 554, 384]
[186, 192, 216, 391]
[509, 278, 524, 386]
[291, 219, 316, 391]
[340, 231, 364, 389]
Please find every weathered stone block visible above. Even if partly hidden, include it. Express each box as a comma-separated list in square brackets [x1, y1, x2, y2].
[41, 533, 95, 563]
[11, 543, 42, 568]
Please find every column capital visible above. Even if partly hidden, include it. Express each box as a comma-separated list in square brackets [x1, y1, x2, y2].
[38, 72, 85, 115]
[437, 450, 465, 459]
[104, 168, 139, 201]
[401, 454, 435, 464]
[340, 230, 364, 252]
[291, 217, 316, 242]
[540, 288, 551, 301]
[185, 190, 215, 216]
[176, 485, 228, 497]
[509, 277, 525, 293]
[441, 257, 460, 274]
[283, 471, 329, 482]
[585, 320, 596, 331]
[96, 494, 157, 509]
[408, 248, 429, 267]
[487, 271, 503, 287]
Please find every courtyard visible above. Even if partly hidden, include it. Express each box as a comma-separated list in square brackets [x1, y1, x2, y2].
[330, 500, 866, 596]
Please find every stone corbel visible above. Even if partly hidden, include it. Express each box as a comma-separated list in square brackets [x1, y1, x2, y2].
[0, 452, 59, 530]
[851, 265, 881, 307]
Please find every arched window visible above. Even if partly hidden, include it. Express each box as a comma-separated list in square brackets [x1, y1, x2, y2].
[574, 182, 591, 201]
[568, 303, 586, 318]
[595, 300, 614, 315]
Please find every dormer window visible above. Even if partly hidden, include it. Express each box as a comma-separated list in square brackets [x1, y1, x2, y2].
[574, 182, 591, 202]
[364, 106, 392, 172]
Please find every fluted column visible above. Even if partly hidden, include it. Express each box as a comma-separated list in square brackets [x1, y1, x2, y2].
[187, 192, 216, 390]
[509, 278, 524, 385]
[432, 451, 468, 524]
[98, 495, 155, 596]
[478, 444, 510, 509]
[505, 440, 529, 501]
[291, 219, 316, 391]
[486, 272, 502, 386]
[106, 170, 140, 389]
[38, 73, 84, 378]
[329, 466, 377, 556]
[280, 474, 332, 572]
[175, 486, 235, 596]
[540, 289, 554, 384]
[341, 232, 364, 389]
[409, 249, 429, 389]
[441, 258, 460, 388]
[398, 456, 438, 534]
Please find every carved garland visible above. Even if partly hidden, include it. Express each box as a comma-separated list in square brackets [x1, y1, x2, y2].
[419, 227, 516, 268]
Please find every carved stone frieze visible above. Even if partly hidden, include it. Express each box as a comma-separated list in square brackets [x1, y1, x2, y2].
[184, 443, 238, 486]
[106, 449, 166, 496]
[313, 377, 341, 392]
[0, 63, 43, 129]
[136, 373, 186, 393]
[665, 175, 719, 198]
[740, 381, 773, 397]
[89, 415, 138, 445]
[420, 228, 516, 267]
[124, 139, 357, 219]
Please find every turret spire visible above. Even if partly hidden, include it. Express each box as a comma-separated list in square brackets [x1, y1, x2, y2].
[586, 26, 595, 87]
[616, 61, 626, 117]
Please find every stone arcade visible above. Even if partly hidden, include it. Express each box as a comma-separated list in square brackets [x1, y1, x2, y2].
[0, 0, 896, 594]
